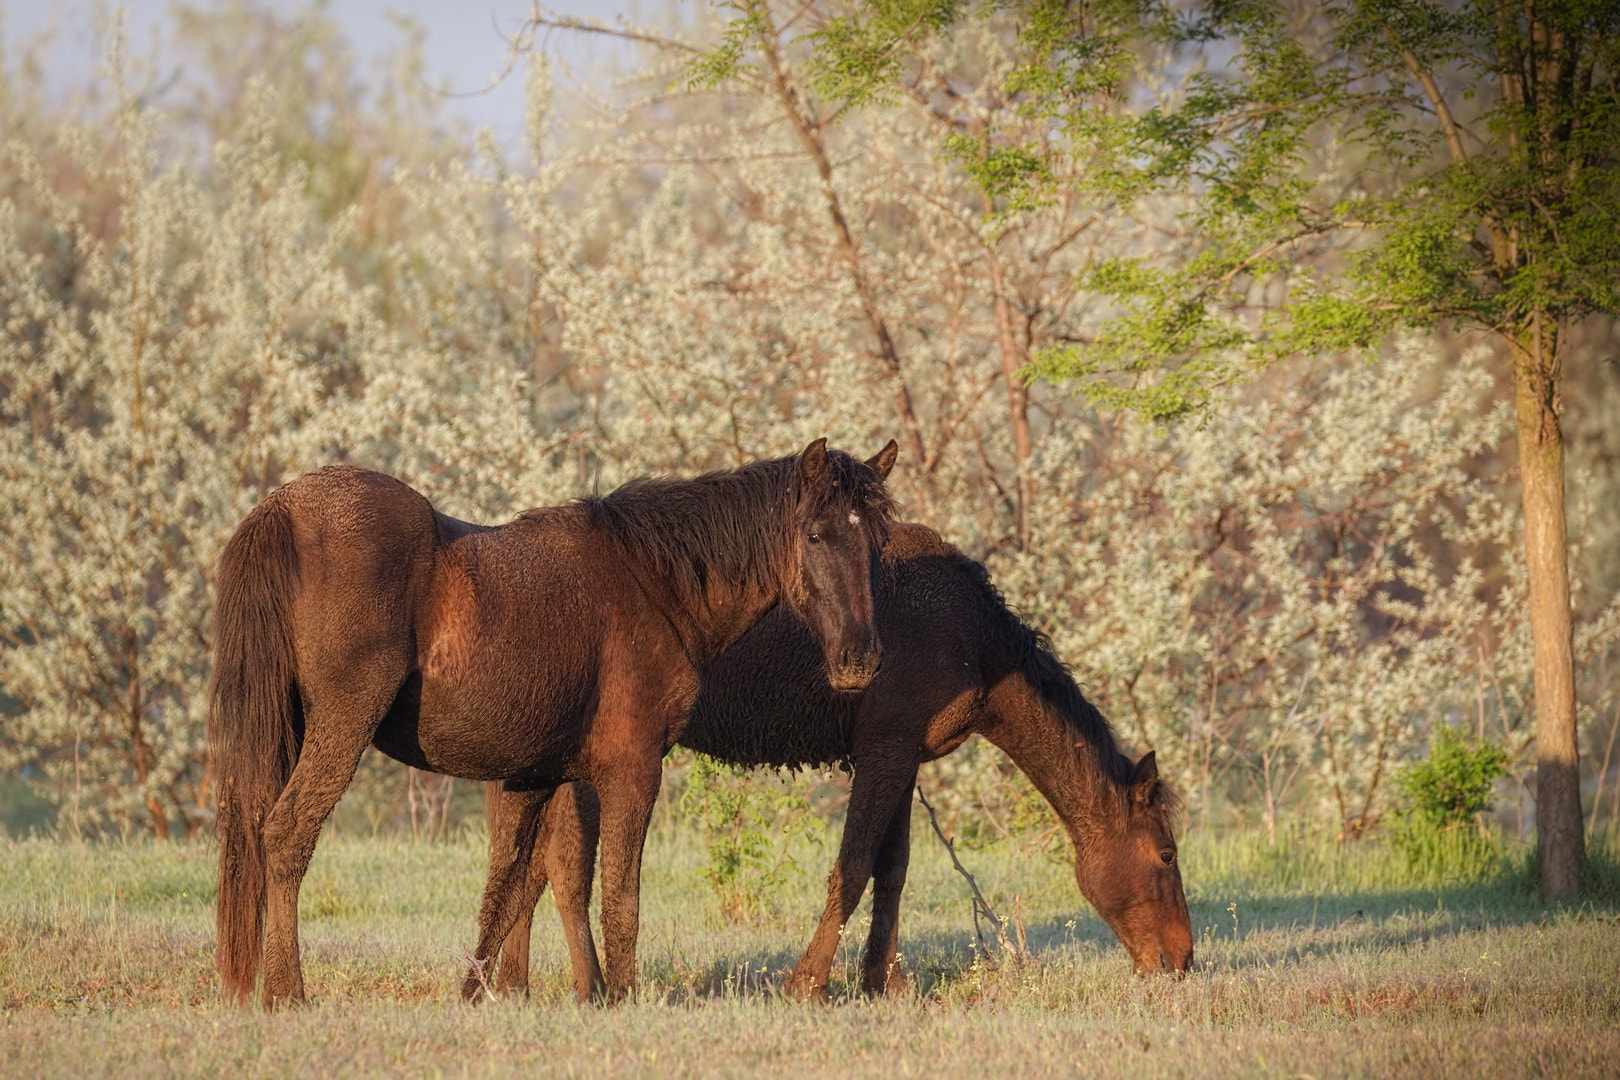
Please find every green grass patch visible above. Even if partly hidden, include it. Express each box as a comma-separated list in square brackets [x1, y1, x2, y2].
[2, 825, 1617, 1077]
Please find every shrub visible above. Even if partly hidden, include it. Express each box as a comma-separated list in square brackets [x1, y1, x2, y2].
[1390, 726, 1509, 878]
[676, 753, 824, 923]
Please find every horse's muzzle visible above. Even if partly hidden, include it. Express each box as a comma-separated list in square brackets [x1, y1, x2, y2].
[1134, 945, 1195, 978]
[828, 641, 881, 692]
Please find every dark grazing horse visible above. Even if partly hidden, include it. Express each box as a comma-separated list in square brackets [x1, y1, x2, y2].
[209, 438, 897, 1008]
[479, 522, 1193, 1003]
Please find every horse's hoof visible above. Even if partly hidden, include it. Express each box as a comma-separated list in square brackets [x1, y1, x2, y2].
[781, 972, 828, 1002]
[862, 967, 907, 998]
[261, 987, 307, 1011]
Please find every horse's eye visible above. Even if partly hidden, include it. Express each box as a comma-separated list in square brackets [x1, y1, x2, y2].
[807, 532, 821, 544]
[1160, 849, 1176, 866]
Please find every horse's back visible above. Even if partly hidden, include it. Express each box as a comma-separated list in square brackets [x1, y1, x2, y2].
[882, 521, 956, 561]
[677, 529, 994, 769]
[678, 604, 849, 768]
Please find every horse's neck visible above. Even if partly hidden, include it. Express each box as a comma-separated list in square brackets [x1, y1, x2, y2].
[683, 578, 783, 666]
[983, 673, 1127, 842]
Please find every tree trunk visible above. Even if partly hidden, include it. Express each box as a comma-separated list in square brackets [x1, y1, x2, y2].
[1512, 333, 1583, 898]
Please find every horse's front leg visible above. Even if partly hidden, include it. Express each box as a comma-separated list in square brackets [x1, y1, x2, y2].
[783, 754, 915, 1001]
[591, 749, 663, 1003]
[462, 783, 552, 1002]
[859, 776, 916, 996]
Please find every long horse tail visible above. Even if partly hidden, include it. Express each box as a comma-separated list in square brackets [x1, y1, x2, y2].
[209, 499, 303, 1004]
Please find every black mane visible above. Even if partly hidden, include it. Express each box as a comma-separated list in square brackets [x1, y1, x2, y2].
[577, 451, 892, 606]
[963, 554, 1138, 791]
[886, 524, 1138, 794]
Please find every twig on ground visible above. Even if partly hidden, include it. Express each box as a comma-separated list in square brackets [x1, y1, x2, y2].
[915, 784, 1026, 964]
[459, 951, 498, 1004]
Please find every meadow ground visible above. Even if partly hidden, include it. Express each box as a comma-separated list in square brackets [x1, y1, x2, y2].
[2, 814, 1617, 1079]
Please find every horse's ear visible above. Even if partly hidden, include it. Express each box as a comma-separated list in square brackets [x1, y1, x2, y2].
[1131, 750, 1159, 808]
[799, 437, 830, 491]
[864, 439, 899, 481]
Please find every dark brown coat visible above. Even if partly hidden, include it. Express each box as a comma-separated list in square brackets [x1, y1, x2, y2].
[209, 440, 897, 1008]
[482, 522, 1193, 1002]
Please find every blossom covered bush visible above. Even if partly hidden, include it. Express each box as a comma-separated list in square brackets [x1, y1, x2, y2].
[1, 4, 1615, 840]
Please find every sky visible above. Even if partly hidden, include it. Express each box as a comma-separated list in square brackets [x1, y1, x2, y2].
[3, 1, 646, 145]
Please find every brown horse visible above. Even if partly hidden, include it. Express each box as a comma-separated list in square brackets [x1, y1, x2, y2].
[209, 438, 897, 1008]
[481, 523, 1193, 1003]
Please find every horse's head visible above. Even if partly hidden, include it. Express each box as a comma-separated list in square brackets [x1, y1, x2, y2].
[1076, 751, 1194, 976]
[787, 437, 897, 692]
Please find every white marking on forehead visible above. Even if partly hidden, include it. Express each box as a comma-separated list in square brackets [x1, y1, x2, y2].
[848, 512, 861, 526]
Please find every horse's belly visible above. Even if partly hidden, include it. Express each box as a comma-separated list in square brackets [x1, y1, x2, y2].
[401, 556, 603, 778]
[373, 659, 593, 781]
[678, 695, 849, 769]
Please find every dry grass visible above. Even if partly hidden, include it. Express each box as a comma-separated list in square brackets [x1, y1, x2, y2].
[2, 822, 1617, 1077]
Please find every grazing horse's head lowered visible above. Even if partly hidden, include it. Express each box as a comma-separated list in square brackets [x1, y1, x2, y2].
[787, 438, 898, 691]
[1075, 751, 1194, 976]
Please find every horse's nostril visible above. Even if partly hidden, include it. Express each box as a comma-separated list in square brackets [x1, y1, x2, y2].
[835, 644, 880, 677]
[828, 648, 880, 691]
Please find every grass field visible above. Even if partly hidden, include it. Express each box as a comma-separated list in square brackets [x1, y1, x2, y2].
[2, 813, 1618, 1078]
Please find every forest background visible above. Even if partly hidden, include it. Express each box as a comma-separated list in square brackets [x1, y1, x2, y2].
[2, 0, 1618, 901]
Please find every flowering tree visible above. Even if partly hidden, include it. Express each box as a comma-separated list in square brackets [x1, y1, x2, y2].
[0, 82, 365, 835]
[798, 0, 1620, 895]
[0, 3, 1615, 851]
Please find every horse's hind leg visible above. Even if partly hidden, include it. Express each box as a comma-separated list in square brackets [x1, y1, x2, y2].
[259, 672, 403, 1009]
[496, 783, 604, 1001]
[548, 783, 604, 1003]
[488, 782, 543, 997]
[463, 784, 552, 1002]
[860, 784, 915, 996]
